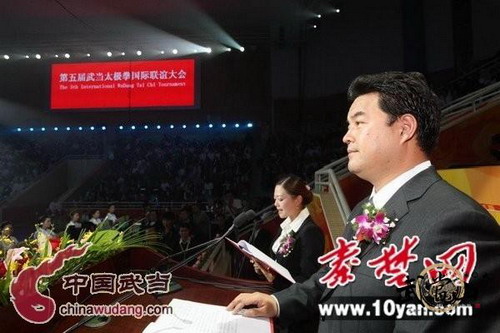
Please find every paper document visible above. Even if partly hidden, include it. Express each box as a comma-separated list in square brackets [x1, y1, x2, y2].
[226, 238, 296, 283]
[142, 298, 272, 333]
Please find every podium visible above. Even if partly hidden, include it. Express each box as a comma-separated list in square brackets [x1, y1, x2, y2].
[2, 248, 274, 333]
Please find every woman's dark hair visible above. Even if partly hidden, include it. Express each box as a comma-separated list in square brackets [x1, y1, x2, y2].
[276, 175, 313, 207]
[1, 221, 12, 230]
[38, 215, 50, 223]
[69, 210, 79, 218]
[347, 71, 441, 155]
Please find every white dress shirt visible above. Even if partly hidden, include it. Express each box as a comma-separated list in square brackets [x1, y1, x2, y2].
[272, 161, 432, 316]
[271, 207, 310, 254]
[370, 161, 432, 208]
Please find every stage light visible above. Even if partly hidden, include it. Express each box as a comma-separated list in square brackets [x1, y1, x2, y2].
[182, 125, 187, 129]
[206, 48, 212, 54]
[17, 128, 21, 132]
[247, 122, 253, 128]
[86, 53, 91, 57]
[235, 123, 240, 128]
[90, 126, 95, 131]
[239, 47, 245, 52]
[195, 124, 200, 128]
[209, 124, 213, 128]
[101, 126, 106, 131]
[226, 48, 231, 52]
[78, 126, 83, 131]
[334, 8, 340, 13]
[172, 49, 178, 55]
[193, 49, 198, 53]
[107, 51, 112, 57]
[29, 128, 34, 132]
[156, 125, 161, 129]
[222, 123, 226, 128]
[25, 55, 30, 59]
[66, 127, 70, 131]
[41, 127, 46, 131]
[64, 53, 70, 58]
[313, 25, 318, 29]
[35, 54, 41, 59]
[121, 52, 125, 56]
[55, 55, 59, 58]
[160, 50, 165, 55]
[54, 127, 59, 131]
[144, 125, 149, 129]
[119, 125, 124, 130]
[317, 14, 322, 18]
[3, 55, 9, 60]
[170, 125, 174, 129]
[131, 125, 136, 130]
[136, 50, 142, 56]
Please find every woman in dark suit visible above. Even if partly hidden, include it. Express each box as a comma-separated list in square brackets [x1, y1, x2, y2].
[252, 175, 325, 290]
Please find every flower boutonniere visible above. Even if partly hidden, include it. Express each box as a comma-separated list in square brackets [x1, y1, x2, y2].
[278, 231, 296, 257]
[351, 202, 397, 245]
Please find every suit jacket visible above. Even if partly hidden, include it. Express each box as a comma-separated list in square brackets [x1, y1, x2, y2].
[271, 216, 325, 290]
[274, 167, 500, 332]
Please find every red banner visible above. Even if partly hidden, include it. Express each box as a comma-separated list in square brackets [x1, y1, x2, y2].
[50, 59, 196, 110]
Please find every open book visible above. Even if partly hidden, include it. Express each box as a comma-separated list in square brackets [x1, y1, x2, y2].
[226, 238, 296, 283]
[143, 298, 272, 333]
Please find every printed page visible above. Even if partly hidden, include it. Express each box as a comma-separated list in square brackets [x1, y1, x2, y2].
[143, 298, 271, 333]
[226, 237, 296, 283]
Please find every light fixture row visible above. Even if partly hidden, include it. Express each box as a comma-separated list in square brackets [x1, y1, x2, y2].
[15, 122, 254, 132]
[0, 45, 250, 61]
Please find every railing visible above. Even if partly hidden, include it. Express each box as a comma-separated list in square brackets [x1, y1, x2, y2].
[61, 201, 205, 211]
[317, 81, 500, 180]
[314, 165, 351, 224]
[312, 80, 500, 225]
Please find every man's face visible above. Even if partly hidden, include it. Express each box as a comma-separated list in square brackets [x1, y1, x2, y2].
[179, 227, 190, 240]
[343, 92, 401, 183]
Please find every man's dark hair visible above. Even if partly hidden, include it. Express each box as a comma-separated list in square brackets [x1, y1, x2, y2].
[347, 71, 441, 155]
[179, 223, 191, 230]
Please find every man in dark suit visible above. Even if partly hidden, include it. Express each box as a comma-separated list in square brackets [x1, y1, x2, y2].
[227, 72, 500, 332]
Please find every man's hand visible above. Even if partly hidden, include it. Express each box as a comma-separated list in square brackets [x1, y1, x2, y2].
[226, 292, 278, 318]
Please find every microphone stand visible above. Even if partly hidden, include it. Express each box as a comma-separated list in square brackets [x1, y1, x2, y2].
[235, 204, 276, 278]
[63, 211, 251, 333]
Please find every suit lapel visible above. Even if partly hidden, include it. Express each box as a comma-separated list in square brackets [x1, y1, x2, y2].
[357, 167, 442, 259]
[319, 167, 442, 303]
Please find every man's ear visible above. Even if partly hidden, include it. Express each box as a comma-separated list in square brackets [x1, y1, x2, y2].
[398, 114, 418, 143]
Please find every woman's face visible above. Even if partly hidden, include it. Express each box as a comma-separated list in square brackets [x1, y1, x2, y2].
[274, 185, 302, 220]
[93, 210, 100, 219]
[42, 218, 52, 229]
[2, 224, 13, 237]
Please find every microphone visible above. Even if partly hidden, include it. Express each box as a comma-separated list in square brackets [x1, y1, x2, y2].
[233, 209, 257, 229]
[260, 209, 277, 222]
[147, 209, 258, 271]
[63, 210, 257, 332]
